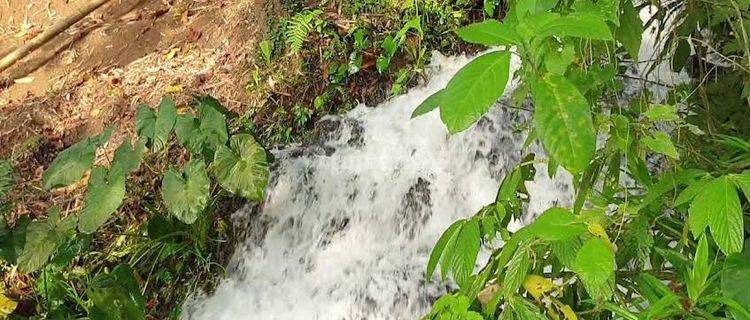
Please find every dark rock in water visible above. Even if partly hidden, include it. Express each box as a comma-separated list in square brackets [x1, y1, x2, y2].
[396, 177, 432, 240]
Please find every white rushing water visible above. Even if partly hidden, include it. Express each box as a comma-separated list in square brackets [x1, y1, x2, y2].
[184, 52, 573, 320]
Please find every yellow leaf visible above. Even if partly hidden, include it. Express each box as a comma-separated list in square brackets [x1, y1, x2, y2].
[522, 275, 556, 301]
[166, 47, 181, 59]
[587, 222, 614, 250]
[0, 294, 18, 318]
[559, 304, 578, 320]
[165, 85, 182, 94]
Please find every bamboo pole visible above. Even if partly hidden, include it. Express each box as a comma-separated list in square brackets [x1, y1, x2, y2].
[0, 0, 112, 74]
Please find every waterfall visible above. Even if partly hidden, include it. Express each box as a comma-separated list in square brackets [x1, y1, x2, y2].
[183, 52, 573, 320]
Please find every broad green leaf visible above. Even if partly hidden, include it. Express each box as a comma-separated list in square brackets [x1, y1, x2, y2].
[573, 237, 615, 301]
[111, 139, 145, 177]
[87, 264, 145, 320]
[456, 20, 520, 46]
[642, 132, 679, 159]
[531, 73, 596, 174]
[211, 134, 269, 201]
[444, 219, 481, 288]
[616, 0, 642, 59]
[573, 0, 619, 25]
[722, 242, 750, 320]
[537, 13, 614, 41]
[78, 167, 127, 234]
[197, 100, 229, 150]
[516, 12, 560, 40]
[675, 177, 712, 206]
[526, 207, 586, 241]
[174, 114, 203, 154]
[544, 43, 575, 75]
[0, 217, 29, 264]
[502, 244, 531, 296]
[439, 51, 511, 133]
[161, 159, 210, 224]
[152, 96, 177, 151]
[411, 90, 444, 118]
[687, 234, 711, 301]
[732, 170, 750, 201]
[514, 0, 556, 19]
[42, 128, 112, 189]
[689, 175, 743, 254]
[17, 208, 76, 273]
[644, 104, 678, 122]
[641, 169, 706, 208]
[135, 104, 155, 141]
[551, 237, 581, 268]
[427, 220, 463, 280]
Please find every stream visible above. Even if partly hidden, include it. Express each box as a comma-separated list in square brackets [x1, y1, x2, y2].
[183, 52, 574, 319]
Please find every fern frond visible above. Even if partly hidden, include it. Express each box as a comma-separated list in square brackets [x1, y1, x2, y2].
[284, 10, 323, 53]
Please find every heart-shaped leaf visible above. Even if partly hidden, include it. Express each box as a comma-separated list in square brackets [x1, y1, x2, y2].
[211, 134, 269, 201]
[78, 167, 127, 234]
[17, 207, 76, 273]
[161, 159, 210, 224]
[42, 128, 113, 189]
[137, 96, 176, 151]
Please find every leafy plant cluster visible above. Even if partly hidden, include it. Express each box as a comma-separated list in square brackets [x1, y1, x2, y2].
[417, 0, 750, 318]
[245, 0, 489, 144]
[0, 96, 269, 319]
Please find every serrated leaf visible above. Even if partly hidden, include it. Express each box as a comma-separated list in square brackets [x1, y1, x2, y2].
[722, 242, 750, 319]
[17, 208, 75, 273]
[87, 264, 145, 320]
[689, 175, 743, 254]
[152, 96, 177, 151]
[675, 177, 712, 206]
[687, 234, 711, 301]
[427, 220, 463, 280]
[531, 73, 596, 174]
[439, 51, 511, 133]
[642, 131, 679, 159]
[732, 170, 750, 201]
[616, 0, 642, 59]
[502, 244, 531, 296]
[411, 90, 444, 118]
[551, 237, 581, 268]
[573, 237, 615, 301]
[444, 219, 481, 288]
[111, 139, 145, 177]
[42, 129, 113, 189]
[211, 134, 269, 201]
[526, 207, 586, 241]
[457, 20, 520, 46]
[78, 167, 126, 234]
[161, 159, 210, 224]
[644, 104, 678, 122]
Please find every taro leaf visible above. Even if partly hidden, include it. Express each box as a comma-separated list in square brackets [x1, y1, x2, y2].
[87, 264, 145, 320]
[722, 242, 750, 319]
[616, 0, 643, 59]
[196, 100, 229, 151]
[161, 159, 210, 224]
[0, 216, 29, 264]
[174, 114, 204, 154]
[135, 104, 156, 141]
[78, 167, 127, 234]
[689, 175, 744, 255]
[439, 51, 511, 133]
[526, 207, 587, 241]
[42, 128, 113, 189]
[643, 132, 679, 159]
[111, 139, 145, 177]
[17, 207, 76, 273]
[411, 89, 444, 119]
[152, 96, 177, 151]
[530, 73, 596, 174]
[211, 134, 269, 201]
[574, 237, 615, 301]
[456, 20, 521, 46]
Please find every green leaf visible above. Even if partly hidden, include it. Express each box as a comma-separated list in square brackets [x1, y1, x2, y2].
[211, 134, 269, 201]
[544, 42, 575, 75]
[642, 131, 679, 159]
[17, 207, 75, 273]
[722, 243, 750, 320]
[0, 160, 13, 200]
[196, 99, 229, 151]
[573, 237, 615, 301]
[439, 51, 511, 133]
[427, 220, 463, 280]
[732, 170, 750, 201]
[456, 20, 520, 46]
[551, 237, 581, 268]
[111, 139, 145, 177]
[135, 104, 155, 141]
[152, 96, 177, 151]
[687, 234, 711, 301]
[615, 0, 642, 59]
[0, 217, 29, 264]
[502, 244, 531, 296]
[640, 169, 706, 208]
[78, 167, 127, 234]
[161, 159, 210, 224]
[689, 175, 743, 254]
[537, 13, 614, 41]
[526, 207, 586, 241]
[87, 264, 145, 320]
[444, 219, 481, 288]
[530, 73, 596, 174]
[573, 0, 619, 25]
[644, 104, 678, 122]
[411, 90, 444, 118]
[675, 177, 712, 206]
[42, 129, 113, 189]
